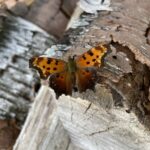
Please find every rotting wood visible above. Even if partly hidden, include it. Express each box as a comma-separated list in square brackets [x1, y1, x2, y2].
[58, 93, 150, 150]
[14, 86, 83, 150]
[14, 0, 150, 149]
[63, 0, 150, 130]
[0, 14, 55, 122]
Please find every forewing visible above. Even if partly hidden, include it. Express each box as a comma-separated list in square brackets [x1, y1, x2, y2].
[76, 45, 107, 68]
[29, 57, 66, 79]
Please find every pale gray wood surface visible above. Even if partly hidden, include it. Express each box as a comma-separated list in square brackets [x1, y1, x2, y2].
[14, 85, 150, 150]
[0, 15, 55, 122]
[58, 91, 150, 150]
[14, 86, 83, 150]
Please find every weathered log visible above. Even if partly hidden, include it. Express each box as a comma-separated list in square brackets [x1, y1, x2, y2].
[14, 0, 150, 149]
[58, 90, 150, 150]
[0, 14, 55, 122]
[64, 0, 150, 129]
[14, 86, 83, 150]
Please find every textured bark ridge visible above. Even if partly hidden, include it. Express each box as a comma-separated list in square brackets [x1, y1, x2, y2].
[14, 0, 150, 149]
[0, 14, 55, 122]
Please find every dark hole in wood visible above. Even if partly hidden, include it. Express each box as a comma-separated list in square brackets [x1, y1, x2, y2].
[112, 55, 117, 59]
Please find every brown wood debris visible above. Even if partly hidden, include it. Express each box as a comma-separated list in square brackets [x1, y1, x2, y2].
[0, 119, 20, 150]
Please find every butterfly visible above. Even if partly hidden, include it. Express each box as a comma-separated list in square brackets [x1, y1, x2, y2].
[29, 45, 107, 96]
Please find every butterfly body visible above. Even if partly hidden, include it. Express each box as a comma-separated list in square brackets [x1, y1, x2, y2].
[29, 45, 107, 96]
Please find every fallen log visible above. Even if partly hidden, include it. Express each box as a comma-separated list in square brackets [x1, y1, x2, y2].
[14, 86, 83, 150]
[14, 0, 150, 149]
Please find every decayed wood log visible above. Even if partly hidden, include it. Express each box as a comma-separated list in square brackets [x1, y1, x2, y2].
[14, 86, 83, 150]
[14, 0, 150, 149]
[0, 14, 55, 122]
[58, 91, 150, 150]
[65, 0, 150, 129]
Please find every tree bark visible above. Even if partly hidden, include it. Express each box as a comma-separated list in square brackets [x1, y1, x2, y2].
[0, 14, 55, 122]
[14, 0, 150, 149]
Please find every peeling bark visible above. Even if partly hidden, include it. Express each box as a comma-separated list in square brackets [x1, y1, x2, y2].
[13, 0, 150, 149]
[0, 14, 55, 122]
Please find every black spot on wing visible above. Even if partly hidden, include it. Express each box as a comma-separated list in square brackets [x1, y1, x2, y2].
[55, 60, 59, 65]
[82, 55, 86, 60]
[92, 59, 96, 62]
[47, 58, 52, 64]
[88, 51, 94, 56]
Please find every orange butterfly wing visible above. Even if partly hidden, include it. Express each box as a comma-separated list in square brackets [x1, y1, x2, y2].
[29, 45, 107, 95]
[76, 45, 107, 68]
[29, 57, 66, 79]
[29, 56, 73, 96]
[50, 71, 74, 96]
[76, 68, 97, 92]
[75, 45, 107, 92]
